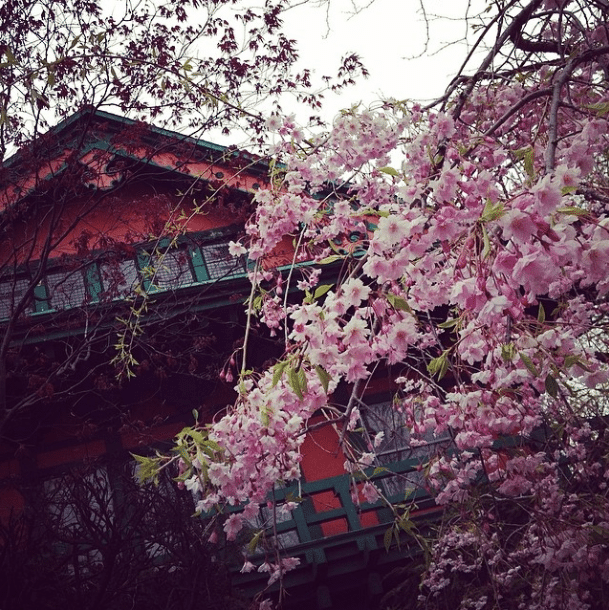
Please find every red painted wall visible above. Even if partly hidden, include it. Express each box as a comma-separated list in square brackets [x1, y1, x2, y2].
[300, 416, 380, 536]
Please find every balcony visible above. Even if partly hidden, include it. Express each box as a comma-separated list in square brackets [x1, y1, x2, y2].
[0, 227, 249, 324]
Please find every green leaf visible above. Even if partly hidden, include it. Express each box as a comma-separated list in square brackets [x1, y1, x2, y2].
[590, 524, 609, 543]
[372, 466, 389, 476]
[187, 429, 206, 445]
[438, 318, 458, 329]
[251, 295, 263, 312]
[247, 529, 264, 554]
[564, 354, 592, 372]
[387, 292, 412, 313]
[537, 303, 546, 323]
[481, 225, 492, 259]
[427, 351, 450, 380]
[402, 487, 415, 501]
[131, 453, 160, 485]
[261, 406, 270, 427]
[288, 366, 304, 400]
[480, 199, 504, 222]
[557, 206, 589, 217]
[501, 343, 516, 362]
[314, 284, 333, 300]
[315, 365, 331, 393]
[545, 373, 559, 398]
[524, 148, 535, 178]
[272, 360, 289, 387]
[200, 440, 221, 458]
[378, 166, 400, 177]
[519, 352, 539, 377]
[175, 426, 195, 442]
[514, 146, 535, 179]
[297, 367, 308, 395]
[398, 517, 414, 534]
[317, 254, 343, 265]
[383, 526, 393, 552]
[585, 101, 609, 116]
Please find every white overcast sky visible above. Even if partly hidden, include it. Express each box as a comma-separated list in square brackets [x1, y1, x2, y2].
[279, 0, 486, 123]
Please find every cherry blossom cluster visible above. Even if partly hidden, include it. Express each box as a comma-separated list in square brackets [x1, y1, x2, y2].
[173, 8, 609, 607]
[186, 367, 329, 529]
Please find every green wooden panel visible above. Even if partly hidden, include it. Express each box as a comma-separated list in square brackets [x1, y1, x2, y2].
[33, 283, 51, 312]
[191, 247, 210, 282]
[86, 265, 103, 302]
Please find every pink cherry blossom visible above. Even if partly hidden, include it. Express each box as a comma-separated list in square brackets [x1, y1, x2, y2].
[165, 17, 609, 606]
[223, 513, 244, 541]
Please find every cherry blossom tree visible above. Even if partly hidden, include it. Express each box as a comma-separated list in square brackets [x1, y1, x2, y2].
[4, 0, 609, 608]
[153, 1, 609, 608]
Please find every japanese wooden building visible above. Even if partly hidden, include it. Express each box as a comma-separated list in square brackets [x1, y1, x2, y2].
[0, 110, 445, 609]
